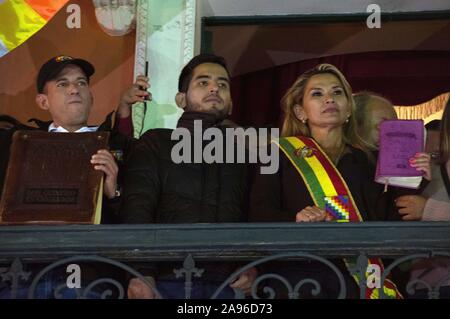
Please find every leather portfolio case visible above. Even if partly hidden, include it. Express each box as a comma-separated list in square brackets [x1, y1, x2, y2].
[0, 130, 109, 224]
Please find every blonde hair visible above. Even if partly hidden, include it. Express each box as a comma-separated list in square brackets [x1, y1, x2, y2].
[281, 64, 369, 153]
[353, 91, 396, 151]
[440, 98, 450, 163]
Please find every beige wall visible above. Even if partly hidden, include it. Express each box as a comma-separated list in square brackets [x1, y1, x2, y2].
[0, 0, 135, 126]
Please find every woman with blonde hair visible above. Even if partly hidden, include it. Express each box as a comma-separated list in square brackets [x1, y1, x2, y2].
[249, 64, 403, 299]
[353, 91, 398, 151]
[253, 64, 375, 223]
[281, 64, 369, 154]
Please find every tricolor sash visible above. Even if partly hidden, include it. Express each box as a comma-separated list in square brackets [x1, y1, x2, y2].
[274, 136, 402, 299]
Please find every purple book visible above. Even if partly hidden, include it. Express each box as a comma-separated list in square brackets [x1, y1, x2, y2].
[375, 120, 424, 189]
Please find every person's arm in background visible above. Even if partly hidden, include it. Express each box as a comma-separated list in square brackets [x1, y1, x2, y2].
[422, 198, 450, 221]
[424, 160, 450, 220]
[115, 75, 151, 137]
[389, 152, 432, 221]
[97, 75, 151, 222]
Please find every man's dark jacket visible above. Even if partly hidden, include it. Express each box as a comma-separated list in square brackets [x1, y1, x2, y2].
[0, 112, 135, 224]
[119, 112, 249, 281]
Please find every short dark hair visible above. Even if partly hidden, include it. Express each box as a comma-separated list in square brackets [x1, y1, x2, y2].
[178, 54, 229, 93]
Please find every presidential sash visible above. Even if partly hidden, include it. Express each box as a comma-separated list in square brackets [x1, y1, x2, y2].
[274, 136, 402, 299]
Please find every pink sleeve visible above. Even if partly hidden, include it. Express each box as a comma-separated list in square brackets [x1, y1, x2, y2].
[422, 198, 450, 221]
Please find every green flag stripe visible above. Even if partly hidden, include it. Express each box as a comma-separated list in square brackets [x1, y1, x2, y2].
[278, 138, 326, 208]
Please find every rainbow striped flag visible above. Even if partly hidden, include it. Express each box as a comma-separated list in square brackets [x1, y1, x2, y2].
[0, 0, 68, 57]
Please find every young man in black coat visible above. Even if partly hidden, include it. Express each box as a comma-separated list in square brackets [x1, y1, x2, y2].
[121, 54, 257, 299]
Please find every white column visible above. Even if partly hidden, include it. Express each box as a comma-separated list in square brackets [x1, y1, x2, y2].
[133, 0, 197, 137]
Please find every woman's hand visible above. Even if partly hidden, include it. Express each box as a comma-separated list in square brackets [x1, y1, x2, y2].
[395, 195, 427, 220]
[409, 152, 432, 181]
[296, 206, 332, 222]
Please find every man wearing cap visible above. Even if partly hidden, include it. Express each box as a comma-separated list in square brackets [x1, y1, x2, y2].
[120, 54, 256, 299]
[1, 55, 145, 217]
[0, 55, 144, 298]
[34, 55, 126, 204]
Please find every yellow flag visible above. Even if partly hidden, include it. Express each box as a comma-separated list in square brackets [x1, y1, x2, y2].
[0, 0, 69, 57]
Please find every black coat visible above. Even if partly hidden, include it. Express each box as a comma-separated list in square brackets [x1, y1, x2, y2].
[248, 142, 424, 298]
[120, 128, 248, 224]
[0, 112, 135, 224]
[248, 144, 380, 298]
[119, 115, 249, 281]
[249, 144, 378, 222]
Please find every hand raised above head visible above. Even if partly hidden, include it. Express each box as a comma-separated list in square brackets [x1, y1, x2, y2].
[117, 75, 152, 118]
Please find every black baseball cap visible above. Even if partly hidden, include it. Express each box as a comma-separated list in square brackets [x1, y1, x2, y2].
[37, 55, 95, 93]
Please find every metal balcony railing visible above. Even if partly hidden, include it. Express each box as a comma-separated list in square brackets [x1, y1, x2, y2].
[1, 222, 449, 299]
